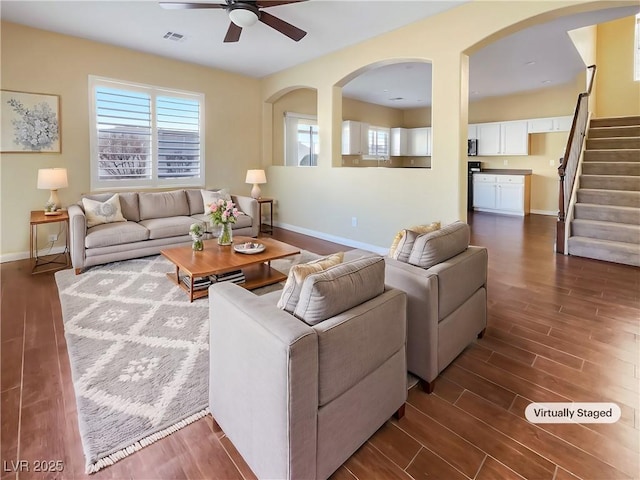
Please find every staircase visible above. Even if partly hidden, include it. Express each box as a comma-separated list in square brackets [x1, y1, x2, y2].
[568, 116, 640, 267]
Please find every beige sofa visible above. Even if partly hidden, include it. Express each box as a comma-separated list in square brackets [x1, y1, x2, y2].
[379, 221, 488, 392]
[209, 256, 407, 480]
[68, 189, 259, 273]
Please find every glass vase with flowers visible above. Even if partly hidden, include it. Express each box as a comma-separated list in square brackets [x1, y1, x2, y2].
[208, 198, 239, 246]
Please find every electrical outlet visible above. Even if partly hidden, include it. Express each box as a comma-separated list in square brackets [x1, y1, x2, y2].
[351, 217, 358, 227]
[48, 234, 58, 242]
[503, 159, 509, 166]
[549, 159, 555, 166]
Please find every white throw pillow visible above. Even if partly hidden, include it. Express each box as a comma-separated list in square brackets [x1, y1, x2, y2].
[82, 193, 126, 228]
[201, 189, 231, 210]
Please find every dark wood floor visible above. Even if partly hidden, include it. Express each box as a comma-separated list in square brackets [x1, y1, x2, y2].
[1, 213, 638, 480]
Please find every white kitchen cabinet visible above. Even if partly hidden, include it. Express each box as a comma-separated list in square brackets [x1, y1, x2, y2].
[342, 120, 369, 155]
[527, 115, 573, 133]
[408, 127, 431, 156]
[473, 173, 530, 216]
[475, 121, 528, 156]
[390, 128, 408, 156]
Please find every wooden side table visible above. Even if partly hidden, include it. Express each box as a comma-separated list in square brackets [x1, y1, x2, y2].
[30, 210, 70, 274]
[257, 198, 274, 235]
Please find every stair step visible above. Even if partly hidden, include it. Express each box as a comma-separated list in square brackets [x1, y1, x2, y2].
[568, 237, 640, 267]
[571, 219, 640, 243]
[581, 162, 640, 176]
[590, 116, 640, 128]
[584, 150, 640, 162]
[577, 189, 640, 207]
[580, 175, 640, 191]
[588, 125, 640, 138]
[586, 137, 640, 150]
[574, 203, 640, 225]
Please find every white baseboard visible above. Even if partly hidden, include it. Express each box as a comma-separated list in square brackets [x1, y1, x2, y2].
[274, 222, 388, 255]
[530, 209, 557, 216]
[1, 246, 66, 264]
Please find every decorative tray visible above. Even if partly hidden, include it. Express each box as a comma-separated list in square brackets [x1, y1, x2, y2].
[233, 242, 266, 254]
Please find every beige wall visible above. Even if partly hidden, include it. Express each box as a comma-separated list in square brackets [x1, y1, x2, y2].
[0, 21, 261, 258]
[261, 1, 621, 250]
[343, 97, 403, 127]
[403, 107, 432, 128]
[468, 81, 580, 123]
[596, 15, 640, 117]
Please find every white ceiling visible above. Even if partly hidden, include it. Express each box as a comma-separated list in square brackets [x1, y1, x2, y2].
[2, 1, 638, 109]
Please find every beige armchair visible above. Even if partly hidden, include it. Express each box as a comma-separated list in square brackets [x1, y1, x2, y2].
[382, 221, 488, 392]
[208, 256, 407, 480]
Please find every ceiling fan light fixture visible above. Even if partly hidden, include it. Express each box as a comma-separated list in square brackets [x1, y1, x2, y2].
[229, 6, 259, 28]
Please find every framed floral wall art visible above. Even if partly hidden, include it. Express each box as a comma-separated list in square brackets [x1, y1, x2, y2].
[1, 90, 61, 153]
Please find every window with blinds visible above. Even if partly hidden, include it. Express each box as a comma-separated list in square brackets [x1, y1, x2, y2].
[284, 112, 318, 167]
[90, 76, 204, 189]
[366, 126, 390, 159]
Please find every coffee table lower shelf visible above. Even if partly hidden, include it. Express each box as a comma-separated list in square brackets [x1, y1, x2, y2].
[167, 262, 287, 301]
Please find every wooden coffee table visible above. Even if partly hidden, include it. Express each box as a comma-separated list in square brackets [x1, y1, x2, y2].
[161, 236, 300, 302]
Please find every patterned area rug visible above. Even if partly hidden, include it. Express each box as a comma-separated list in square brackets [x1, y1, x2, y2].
[55, 252, 317, 473]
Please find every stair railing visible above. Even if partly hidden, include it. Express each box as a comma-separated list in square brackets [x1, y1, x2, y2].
[556, 64, 596, 254]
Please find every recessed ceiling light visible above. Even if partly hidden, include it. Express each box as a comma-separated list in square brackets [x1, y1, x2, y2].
[524, 61, 536, 66]
[383, 89, 389, 92]
[541, 80, 552, 84]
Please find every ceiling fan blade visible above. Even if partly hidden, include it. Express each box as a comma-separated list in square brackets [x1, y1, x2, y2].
[224, 22, 242, 42]
[259, 11, 306, 41]
[256, 0, 306, 8]
[159, 2, 227, 9]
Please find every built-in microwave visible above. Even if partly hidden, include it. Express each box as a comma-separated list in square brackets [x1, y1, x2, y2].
[468, 139, 478, 156]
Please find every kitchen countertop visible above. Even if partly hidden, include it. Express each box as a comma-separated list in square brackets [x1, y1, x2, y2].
[475, 169, 532, 176]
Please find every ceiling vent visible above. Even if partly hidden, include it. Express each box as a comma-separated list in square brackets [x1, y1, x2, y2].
[163, 31, 186, 42]
[389, 97, 405, 101]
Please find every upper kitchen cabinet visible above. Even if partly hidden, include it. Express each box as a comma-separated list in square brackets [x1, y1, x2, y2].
[407, 127, 431, 156]
[390, 128, 408, 156]
[476, 120, 528, 156]
[527, 115, 573, 133]
[341, 120, 369, 155]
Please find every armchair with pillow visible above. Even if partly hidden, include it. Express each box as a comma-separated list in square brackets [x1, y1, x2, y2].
[208, 255, 407, 480]
[384, 221, 488, 392]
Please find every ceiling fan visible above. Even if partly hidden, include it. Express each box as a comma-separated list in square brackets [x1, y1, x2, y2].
[159, 0, 307, 43]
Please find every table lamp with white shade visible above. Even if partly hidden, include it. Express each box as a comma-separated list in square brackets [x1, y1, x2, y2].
[37, 168, 68, 214]
[245, 169, 266, 199]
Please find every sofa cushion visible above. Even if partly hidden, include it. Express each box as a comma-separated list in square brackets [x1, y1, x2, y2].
[85, 221, 149, 248]
[408, 221, 470, 269]
[82, 194, 127, 228]
[293, 256, 385, 325]
[138, 216, 196, 240]
[80, 192, 140, 222]
[277, 252, 344, 314]
[139, 190, 189, 220]
[389, 221, 440, 258]
[185, 189, 205, 215]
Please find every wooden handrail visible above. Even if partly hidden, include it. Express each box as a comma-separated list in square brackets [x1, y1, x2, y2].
[556, 65, 596, 254]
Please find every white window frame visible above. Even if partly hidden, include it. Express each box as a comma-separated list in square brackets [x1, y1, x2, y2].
[89, 75, 205, 190]
[364, 125, 390, 161]
[284, 112, 318, 167]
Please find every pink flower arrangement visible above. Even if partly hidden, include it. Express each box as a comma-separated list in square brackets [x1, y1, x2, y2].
[209, 198, 239, 226]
